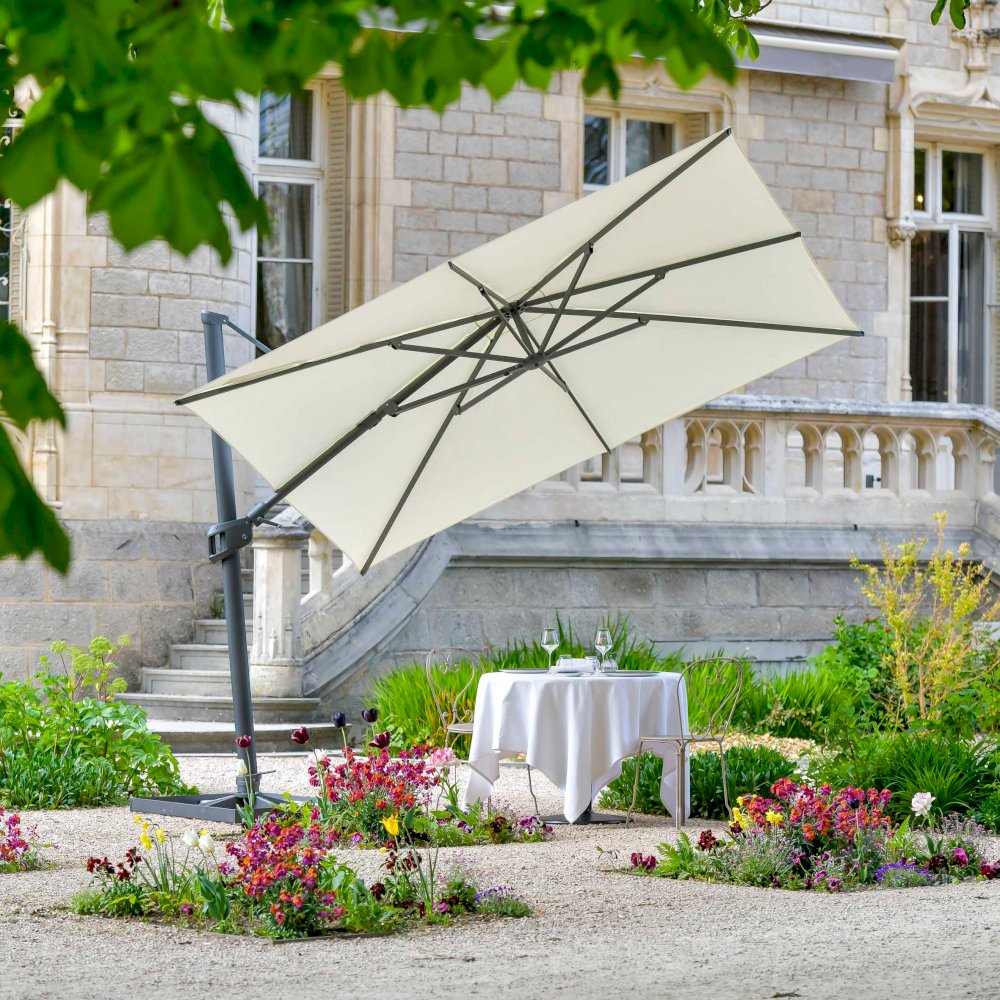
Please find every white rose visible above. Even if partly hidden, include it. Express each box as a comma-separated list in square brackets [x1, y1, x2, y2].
[182, 829, 199, 848]
[198, 833, 216, 854]
[911, 791, 935, 817]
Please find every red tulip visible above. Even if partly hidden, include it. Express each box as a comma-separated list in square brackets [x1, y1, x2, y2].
[291, 726, 310, 746]
[235, 734, 252, 749]
[368, 731, 391, 750]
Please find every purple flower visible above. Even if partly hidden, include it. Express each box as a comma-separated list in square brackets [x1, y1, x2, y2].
[290, 726, 310, 746]
[361, 707, 379, 724]
[331, 712, 347, 729]
[953, 847, 969, 867]
[351, 832, 363, 845]
[368, 731, 391, 750]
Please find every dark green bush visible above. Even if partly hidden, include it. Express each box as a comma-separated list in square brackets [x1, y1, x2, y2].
[0, 637, 195, 809]
[808, 730, 1000, 827]
[598, 746, 797, 820]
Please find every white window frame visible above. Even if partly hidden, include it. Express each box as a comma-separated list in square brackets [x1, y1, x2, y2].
[252, 86, 326, 339]
[582, 108, 681, 193]
[911, 142, 993, 404]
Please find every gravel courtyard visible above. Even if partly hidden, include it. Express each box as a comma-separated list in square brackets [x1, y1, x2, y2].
[2, 752, 998, 1000]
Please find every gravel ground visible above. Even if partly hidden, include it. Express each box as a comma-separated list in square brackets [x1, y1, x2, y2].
[2, 752, 999, 1000]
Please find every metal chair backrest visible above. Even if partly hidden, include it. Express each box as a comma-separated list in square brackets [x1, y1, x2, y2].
[675, 656, 746, 741]
[425, 647, 484, 733]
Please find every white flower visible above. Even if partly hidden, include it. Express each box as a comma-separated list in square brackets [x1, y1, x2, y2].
[236, 758, 248, 777]
[911, 791, 935, 817]
[198, 833, 216, 854]
[182, 829, 199, 848]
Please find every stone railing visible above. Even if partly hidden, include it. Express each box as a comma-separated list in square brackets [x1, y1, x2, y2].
[248, 397, 1000, 696]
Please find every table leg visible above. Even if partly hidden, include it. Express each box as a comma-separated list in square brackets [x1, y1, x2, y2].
[542, 803, 627, 826]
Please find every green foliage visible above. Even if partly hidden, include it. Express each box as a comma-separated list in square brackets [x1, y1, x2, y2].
[0, 637, 195, 808]
[808, 731, 999, 827]
[0, 321, 69, 572]
[931, 0, 971, 29]
[599, 745, 797, 819]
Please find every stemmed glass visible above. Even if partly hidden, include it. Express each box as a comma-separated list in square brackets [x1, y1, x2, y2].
[541, 627, 559, 669]
[594, 627, 612, 672]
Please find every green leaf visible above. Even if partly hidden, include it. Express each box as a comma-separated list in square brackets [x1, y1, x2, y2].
[0, 429, 70, 573]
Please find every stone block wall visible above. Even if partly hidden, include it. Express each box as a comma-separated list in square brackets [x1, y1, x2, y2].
[0, 522, 217, 683]
[742, 72, 889, 400]
[761, 0, 887, 33]
[392, 80, 577, 282]
[325, 560, 872, 710]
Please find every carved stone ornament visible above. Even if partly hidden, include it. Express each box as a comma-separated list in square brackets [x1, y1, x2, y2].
[888, 220, 917, 246]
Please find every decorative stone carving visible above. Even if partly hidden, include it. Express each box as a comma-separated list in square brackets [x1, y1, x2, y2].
[887, 220, 917, 245]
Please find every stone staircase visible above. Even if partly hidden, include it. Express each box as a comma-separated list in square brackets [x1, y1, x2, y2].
[120, 551, 340, 753]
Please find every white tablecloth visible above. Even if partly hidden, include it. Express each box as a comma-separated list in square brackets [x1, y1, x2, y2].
[465, 671, 690, 822]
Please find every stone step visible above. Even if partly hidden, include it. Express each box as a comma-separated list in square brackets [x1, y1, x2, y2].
[118, 692, 323, 724]
[142, 668, 234, 697]
[193, 618, 251, 646]
[169, 643, 237, 671]
[146, 720, 345, 755]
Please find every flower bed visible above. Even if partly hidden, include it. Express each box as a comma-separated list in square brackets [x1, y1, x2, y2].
[0, 807, 44, 872]
[302, 730, 552, 847]
[629, 779, 1000, 892]
[75, 811, 531, 939]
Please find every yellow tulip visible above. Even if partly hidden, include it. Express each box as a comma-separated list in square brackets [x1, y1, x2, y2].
[381, 814, 399, 838]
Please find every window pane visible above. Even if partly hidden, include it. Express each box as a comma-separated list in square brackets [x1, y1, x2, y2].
[941, 150, 983, 214]
[910, 229, 948, 298]
[259, 91, 313, 160]
[625, 120, 672, 175]
[914, 148, 926, 212]
[910, 300, 949, 402]
[583, 115, 609, 186]
[257, 262, 312, 349]
[258, 183, 313, 260]
[957, 231, 985, 404]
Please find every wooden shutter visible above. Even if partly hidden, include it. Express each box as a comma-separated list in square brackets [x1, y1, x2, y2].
[325, 81, 349, 323]
[681, 113, 709, 148]
[7, 202, 21, 324]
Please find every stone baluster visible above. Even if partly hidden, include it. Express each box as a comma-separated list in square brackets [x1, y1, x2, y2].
[250, 520, 311, 698]
[306, 529, 338, 601]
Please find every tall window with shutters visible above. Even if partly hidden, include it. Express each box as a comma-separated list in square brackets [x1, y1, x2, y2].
[254, 83, 350, 352]
[910, 144, 992, 405]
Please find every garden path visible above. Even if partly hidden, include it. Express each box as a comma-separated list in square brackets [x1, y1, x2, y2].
[1, 754, 998, 1000]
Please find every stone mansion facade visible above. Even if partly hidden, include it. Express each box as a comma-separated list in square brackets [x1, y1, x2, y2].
[6, 0, 1000, 727]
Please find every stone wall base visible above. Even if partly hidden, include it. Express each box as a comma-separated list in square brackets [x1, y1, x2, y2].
[0, 519, 216, 683]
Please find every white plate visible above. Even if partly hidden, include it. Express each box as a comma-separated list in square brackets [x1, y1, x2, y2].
[499, 668, 548, 674]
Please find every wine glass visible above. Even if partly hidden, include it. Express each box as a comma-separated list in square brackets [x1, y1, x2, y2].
[594, 627, 612, 671]
[541, 627, 559, 669]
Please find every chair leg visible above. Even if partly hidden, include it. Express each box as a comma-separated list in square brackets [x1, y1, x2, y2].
[627, 742, 644, 826]
[719, 741, 731, 816]
[675, 744, 686, 830]
[526, 764, 540, 817]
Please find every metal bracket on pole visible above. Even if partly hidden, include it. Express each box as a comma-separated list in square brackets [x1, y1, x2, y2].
[207, 517, 253, 563]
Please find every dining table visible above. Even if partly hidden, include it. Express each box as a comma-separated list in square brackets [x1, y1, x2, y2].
[464, 668, 690, 824]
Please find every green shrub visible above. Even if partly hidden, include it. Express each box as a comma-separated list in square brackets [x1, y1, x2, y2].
[808, 730, 999, 826]
[0, 637, 195, 809]
[598, 745, 797, 820]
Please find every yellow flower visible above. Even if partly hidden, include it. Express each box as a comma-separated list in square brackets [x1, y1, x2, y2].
[731, 807, 750, 831]
[132, 815, 142, 826]
[736, 796, 746, 807]
[155, 828, 167, 843]
[141, 821, 149, 831]
[139, 833, 153, 851]
[765, 810, 785, 826]
[381, 814, 399, 838]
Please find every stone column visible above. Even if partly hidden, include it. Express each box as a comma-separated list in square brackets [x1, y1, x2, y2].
[249, 521, 310, 698]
